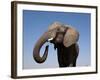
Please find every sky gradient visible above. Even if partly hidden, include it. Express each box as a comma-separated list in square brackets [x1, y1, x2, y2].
[23, 10, 91, 69]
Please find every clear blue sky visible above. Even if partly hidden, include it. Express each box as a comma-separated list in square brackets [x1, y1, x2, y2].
[23, 10, 91, 69]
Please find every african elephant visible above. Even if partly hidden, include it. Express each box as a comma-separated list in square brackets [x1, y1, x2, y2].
[33, 22, 79, 67]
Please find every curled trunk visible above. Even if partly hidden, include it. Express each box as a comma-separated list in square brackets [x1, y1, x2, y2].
[33, 32, 51, 63]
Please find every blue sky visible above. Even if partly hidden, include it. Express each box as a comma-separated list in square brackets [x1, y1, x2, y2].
[23, 10, 91, 69]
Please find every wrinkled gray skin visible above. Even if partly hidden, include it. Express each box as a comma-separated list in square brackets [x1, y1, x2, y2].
[33, 22, 79, 67]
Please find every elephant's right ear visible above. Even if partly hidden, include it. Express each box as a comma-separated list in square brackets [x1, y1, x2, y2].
[63, 27, 79, 47]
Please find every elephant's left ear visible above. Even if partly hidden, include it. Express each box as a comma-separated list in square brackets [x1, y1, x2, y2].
[63, 27, 79, 47]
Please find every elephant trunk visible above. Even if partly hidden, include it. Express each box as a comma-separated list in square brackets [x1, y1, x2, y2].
[33, 32, 51, 63]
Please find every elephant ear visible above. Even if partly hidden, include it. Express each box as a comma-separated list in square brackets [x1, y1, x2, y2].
[63, 26, 79, 47]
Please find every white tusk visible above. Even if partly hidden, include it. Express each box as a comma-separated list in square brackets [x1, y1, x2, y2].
[48, 38, 53, 42]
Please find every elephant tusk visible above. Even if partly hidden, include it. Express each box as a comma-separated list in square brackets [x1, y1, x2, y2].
[48, 38, 53, 42]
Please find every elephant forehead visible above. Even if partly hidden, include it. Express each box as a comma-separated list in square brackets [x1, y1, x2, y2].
[48, 22, 63, 30]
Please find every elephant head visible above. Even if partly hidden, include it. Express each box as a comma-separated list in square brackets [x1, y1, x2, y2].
[33, 22, 79, 63]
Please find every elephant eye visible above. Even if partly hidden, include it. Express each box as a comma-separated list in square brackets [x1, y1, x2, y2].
[57, 28, 60, 31]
